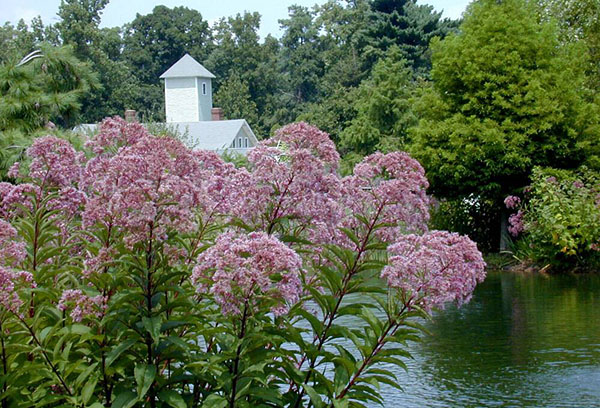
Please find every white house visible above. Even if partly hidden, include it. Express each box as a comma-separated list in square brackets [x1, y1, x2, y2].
[160, 53, 215, 123]
[75, 54, 258, 155]
[158, 54, 258, 155]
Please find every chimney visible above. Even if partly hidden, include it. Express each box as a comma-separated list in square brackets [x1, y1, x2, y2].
[211, 107, 224, 121]
[124, 109, 138, 122]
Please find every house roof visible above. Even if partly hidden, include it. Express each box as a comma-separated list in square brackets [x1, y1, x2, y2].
[159, 54, 216, 79]
[170, 119, 258, 150]
[73, 119, 258, 152]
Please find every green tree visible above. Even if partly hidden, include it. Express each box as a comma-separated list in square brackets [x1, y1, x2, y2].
[411, 0, 599, 203]
[56, 0, 109, 59]
[368, 0, 458, 75]
[297, 85, 359, 146]
[206, 12, 282, 132]
[0, 45, 98, 132]
[537, 0, 600, 88]
[214, 73, 259, 130]
[56, 0, 139, 122]
[315, 0, 375, 89]
[339, 48, 417, 169]
[122, 6, 213, 85]
[279, 5, 325, 107]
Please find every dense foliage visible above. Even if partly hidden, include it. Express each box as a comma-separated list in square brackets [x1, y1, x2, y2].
[0, 118, 485, 406]
[410, 0, 598, 203]
[0, 0, 457, 135]
[506, 168, 600, 271]
[0, 45, 98, 133]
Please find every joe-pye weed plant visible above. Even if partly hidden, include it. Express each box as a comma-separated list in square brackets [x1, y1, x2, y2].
[0, 118, 485, 407]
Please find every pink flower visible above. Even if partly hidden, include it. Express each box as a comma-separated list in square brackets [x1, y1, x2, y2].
[58, 289, 107, 322]
[341, 152, 430, 244]
[0, 220, 26, 267]
[82, 130, 230, 243]
[26, 136, 83, 188]
[0, 267, 35, 316]
[241, 123, 344, 243]
[85, 116, 150, 155]
[573, 180, 584, 189]
[192, 232, 302, 316]
[508, 210, 524, 236]
[7, 162, 20, 179]
[504, 195, 521, 209]
[0, 183, 39, 217]
[381, 231, 486, 311]
[267, 122, 340, 169]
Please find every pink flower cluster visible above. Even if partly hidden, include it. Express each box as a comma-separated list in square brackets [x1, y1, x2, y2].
[1, 136, 86, 220]
[504, 195, 521, 209]
[342, 151, 430, 243]
[26, 136, 83, 188]
[82, 117, 238, 243]
[508, 210, 525, 237]
[243, 123, 344, 242]
[58, 289, 107, 322]
[381, 231, 486, 311]
[0, 220, 26, 266]
[0, 118, 487, 324]
[85, 116, 149, 155]
[192, 232, 302, 316]
[0, 268, 35, 316]
[0, 220, 34, 316]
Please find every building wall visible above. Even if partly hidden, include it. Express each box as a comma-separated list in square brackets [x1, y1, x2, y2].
[165, 77, 199, 122]
[196, 78, 213, 121]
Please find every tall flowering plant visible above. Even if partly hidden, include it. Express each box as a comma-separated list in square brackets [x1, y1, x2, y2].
[0, 117, 485, 407]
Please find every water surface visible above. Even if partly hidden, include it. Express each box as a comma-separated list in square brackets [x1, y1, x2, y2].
[377, 270, 600, 407]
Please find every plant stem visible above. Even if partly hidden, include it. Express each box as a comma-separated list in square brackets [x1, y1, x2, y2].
[0, 322, 8, 408]
[145, 222, 157, 408]
[100, 338, 112, 405]
[20, 317, 72, 396]
[229, 303, 248, 408]
[292, 203, 385, 408]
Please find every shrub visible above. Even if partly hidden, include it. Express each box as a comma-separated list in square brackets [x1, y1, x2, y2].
[506, 167, 600, 270]
[0, 117, 485, 407]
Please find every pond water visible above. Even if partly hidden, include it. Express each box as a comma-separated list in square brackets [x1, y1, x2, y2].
[376, 270, 600, 407]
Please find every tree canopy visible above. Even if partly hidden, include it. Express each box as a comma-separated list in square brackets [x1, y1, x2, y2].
[410, 0, 599, 202]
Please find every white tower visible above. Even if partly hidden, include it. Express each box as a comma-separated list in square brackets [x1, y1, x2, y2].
[160, 54, 216, 122]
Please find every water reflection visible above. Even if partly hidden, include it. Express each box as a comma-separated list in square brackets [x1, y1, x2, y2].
[380, 271, 600, 407]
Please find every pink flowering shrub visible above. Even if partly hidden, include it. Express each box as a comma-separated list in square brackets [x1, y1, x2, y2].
[0, 117, 485, 407]
[506, 167, 600, 270]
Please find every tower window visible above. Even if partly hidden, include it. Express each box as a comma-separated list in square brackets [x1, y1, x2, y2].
[202, 82, 207, 95]
[244, 137, 249, 148]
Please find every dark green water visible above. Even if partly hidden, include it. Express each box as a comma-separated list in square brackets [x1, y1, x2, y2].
[382, 270, 600, 407]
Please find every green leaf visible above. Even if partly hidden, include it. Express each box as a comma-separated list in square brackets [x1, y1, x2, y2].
[135, 363, 156, 398]
[105, 339, 136, 367]
[112, 391, 137, 408]
[81, 375, 99, 404]
[202, 394, 228, 408]
[143, 316, 162, 343]
[302, 383, 325, 408]
[158, 389, 186, 408]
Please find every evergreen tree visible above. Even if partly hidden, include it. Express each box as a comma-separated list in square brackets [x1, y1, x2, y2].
[339, 48, 417, 170]
[0, 45, 98, 132]
[368, 0, 458, 75]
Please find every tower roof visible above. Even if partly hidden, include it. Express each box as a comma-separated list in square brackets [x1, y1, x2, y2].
[159, 54, 216, 79]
